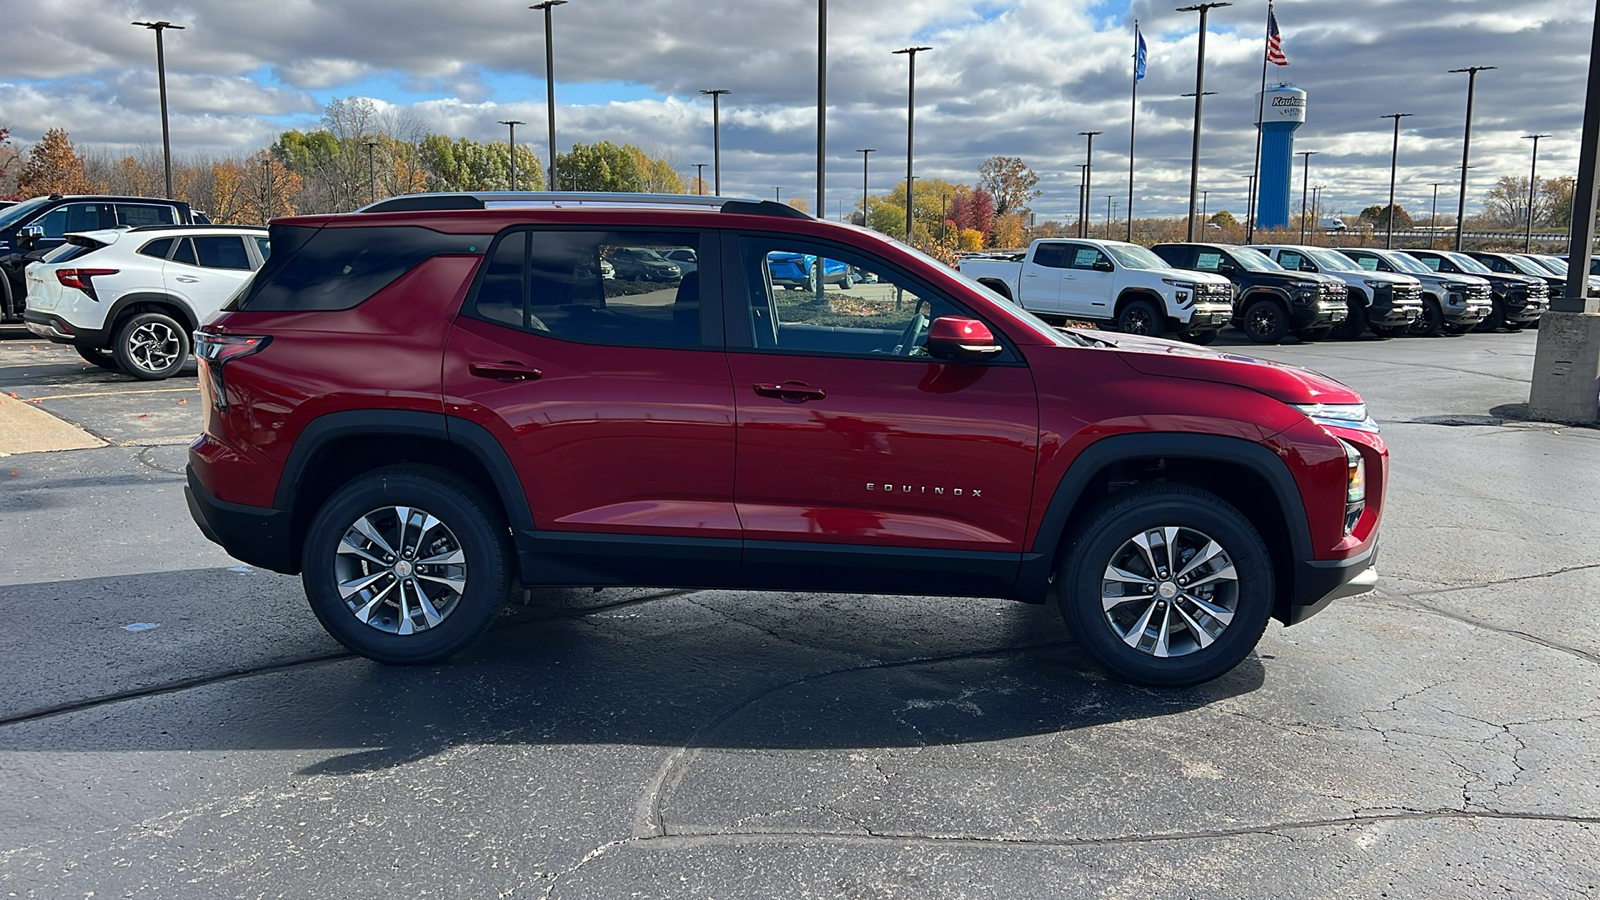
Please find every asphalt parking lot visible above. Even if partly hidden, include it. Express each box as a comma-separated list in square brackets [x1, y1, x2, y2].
[1, 324, 1597, 898]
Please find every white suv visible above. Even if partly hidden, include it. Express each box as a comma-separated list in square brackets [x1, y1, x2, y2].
[23, 225, 269, 379]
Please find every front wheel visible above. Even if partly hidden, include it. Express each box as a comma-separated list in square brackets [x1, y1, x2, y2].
[1116, 299, 1164, 337]
[1409, 298, 1445, 336]
[113, 311, 190, 380]
[301, 465, 511, 664]
[1329, 298, 1369, 340]
[1240, 298, 1289, 343]
[1057, 484, 1274, 687]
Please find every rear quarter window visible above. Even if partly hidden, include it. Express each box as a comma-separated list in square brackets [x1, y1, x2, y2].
[235, 225, 487, 312]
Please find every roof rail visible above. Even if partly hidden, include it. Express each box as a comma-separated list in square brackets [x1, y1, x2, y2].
[126, 223, 268, 233]
[356, 191, 813, 220]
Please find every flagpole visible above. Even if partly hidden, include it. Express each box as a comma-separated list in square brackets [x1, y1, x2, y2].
[1247, 1, 1271, 242]
[1128, 20, 1139, 242]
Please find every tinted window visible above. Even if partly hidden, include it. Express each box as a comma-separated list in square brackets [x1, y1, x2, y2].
[1277, 250, 1311, 272]
[116, 204, 177, 227]
[1032, 243, 1070, 268]
[1194, 251, 1224, 272]
[239, 226, 487, 312]
[138, 238, 174, 259]
[1412, 255, 1442, 272]
[736, 235, 1001, 360]
[171, 238, 198, 266]
[469, 229, 702, 349]
[33, 203, 107, 239]
[254, 236, 270, 260]
[193, 235, 252, 270]
[1345, 253, 1380, 271]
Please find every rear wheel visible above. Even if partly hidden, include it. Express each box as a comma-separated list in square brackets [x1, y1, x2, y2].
[302, 465, 511, 664]
[1057, 484, 1274, 687]
[75, 346, 120, 370]
[113, 311, 190, 380]
[1241, 298, 1290, 343]
[1116, 298, 1164, 337]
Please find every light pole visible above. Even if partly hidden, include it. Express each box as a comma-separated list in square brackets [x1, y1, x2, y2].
[1246, 173, 1256, 233]
[693, 163, 707, 195]
[1078, 163, 1089, 237]
[499, 120, 525, 191]
[700, 89, 731, 195]
[817, 0, 827, 219]
[364, 140, 378, 204]
[132, 20, 185, 199]
[775, 187, 782, 202]
[1201, 189, 1209, 224]
[1523, 133, 1550, 252]
[1449, 65, 1496, 251]
[1298, 150, 1317, 244]
[857, 148, 875, 226]
[893, 46, 932, 243]
[1079, 130, 1102, 238]
[1380, 112, 1414, 248]
[531, 1, 567, 191]
[1430, 182, 1444, 236]
[1178, 2, 1231, 241]
[1107, 195, 1115, 238]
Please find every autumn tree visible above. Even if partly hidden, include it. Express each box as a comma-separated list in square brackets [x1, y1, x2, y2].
[1357, 204, 1412, 230]
[977, 156, 1040, 217]
[419, 135, 542, 192]
[17, 128, 91, 196]
[863, 178, 965, 243]
[785, 195, 811, 214]
[1481, 175, 1575, 229]
[627, 146, 684, 193]
[990, 212, 1027, 249]
[1208, 210, 1238, 228]
[0, 125, 19, 196]
[949, 187, 996, 241]
[556, 141, 646, 192]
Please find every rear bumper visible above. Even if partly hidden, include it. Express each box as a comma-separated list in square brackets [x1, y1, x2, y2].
[22, 311, 110, 347]
[186, 465, 297, 574]
[1283, 540, 1379, 625]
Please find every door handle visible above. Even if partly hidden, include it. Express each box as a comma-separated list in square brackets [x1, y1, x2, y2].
[1024, 272, 1039, 278]
[469, 361, 543, 383]
[176, 276, 200, 283]
[753, 382, 826, 403]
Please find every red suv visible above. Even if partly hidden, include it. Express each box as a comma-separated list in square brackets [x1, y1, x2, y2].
[186, 193, 1385, 686]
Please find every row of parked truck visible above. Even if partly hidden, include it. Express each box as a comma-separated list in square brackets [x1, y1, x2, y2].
[957, 238, 1579, 344]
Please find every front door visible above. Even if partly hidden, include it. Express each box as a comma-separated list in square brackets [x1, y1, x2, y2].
[442, 226, 740, 586]
[722, 233, 1040, 596]
[1059, 243, 1117, 318]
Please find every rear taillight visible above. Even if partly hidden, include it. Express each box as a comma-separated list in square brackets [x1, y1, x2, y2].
[55, 268, 119, 298]
[194, 332, 271, 410]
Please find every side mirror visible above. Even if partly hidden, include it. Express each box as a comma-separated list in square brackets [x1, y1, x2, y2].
[18, 225, 43, 250]
[926, 316, 1002, 362]
[1218, 262, 1238, 275]
[1093, 259, 1114, 273]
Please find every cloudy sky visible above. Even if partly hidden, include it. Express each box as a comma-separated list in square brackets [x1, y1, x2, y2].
[1, 0, 1592, 222]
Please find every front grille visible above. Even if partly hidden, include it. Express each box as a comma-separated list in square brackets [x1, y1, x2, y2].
[1194, 282, 1233, 302]
[1464, 284, 1492, 304]
[1526, 282, 1549, 302]
[1390, 285, 1422, 305]
[1319, 283, 1346, 304]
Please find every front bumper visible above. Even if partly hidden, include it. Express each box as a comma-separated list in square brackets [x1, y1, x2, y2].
[1287, 287, 1349, 329]
[1369, 287, 1422, 326]
[1180, 301, 1233, 329]
[1284, 540, 1379, 625]
[1503, 290, 1546, 324]
[1442, 286, 1493, 325]
[186, 465, 297, 574]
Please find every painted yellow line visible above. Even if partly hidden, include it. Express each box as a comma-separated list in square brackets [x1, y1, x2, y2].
[23, 386, 200, 402]
[117, 435, 200, 446]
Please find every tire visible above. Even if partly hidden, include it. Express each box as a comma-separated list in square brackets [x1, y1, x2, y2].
[1240, 297, 1290, 343]
[840, 270, 855, 289]
[1328, 297, 1368, 340]
[1442, 322, 1474, 335]
[112, 311, 190, 380]
[1179, 329, 1217, 345]
[1369, 324, 1408, 338]
[1116, 298, 1164, 337]
[1477, 297, 1507, 332]
[75, 346, 120, 370]
[1409, 298, 1445, 336]
[301, 465, 512, 664]
[1057, 484, 1274, 687]
[1294, 327, 1332, 342]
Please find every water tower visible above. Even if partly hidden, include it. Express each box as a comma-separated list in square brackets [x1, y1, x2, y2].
[1255, 84, 1306, 230]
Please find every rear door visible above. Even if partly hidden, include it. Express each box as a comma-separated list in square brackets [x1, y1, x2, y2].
[442, 226, 740, 586]
[162, 235, 257, 319]
[1019, 242, 1069, 313]
[722, 232, 1039, 595]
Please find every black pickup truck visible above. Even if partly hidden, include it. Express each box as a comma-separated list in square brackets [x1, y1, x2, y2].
[1150, 242, 1348, 343]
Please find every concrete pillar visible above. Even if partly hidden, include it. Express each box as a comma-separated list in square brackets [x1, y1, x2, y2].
[1527, 312, 1600, 424]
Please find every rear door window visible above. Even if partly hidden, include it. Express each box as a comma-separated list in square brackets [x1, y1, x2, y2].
[115, 204, 178, 227]
[1031, 243, 1070, 268]
[138, 238, 175, 260]
[171, 238, 198, 266]
[237, 226, 487, 312]
[193, 235, 253, 270]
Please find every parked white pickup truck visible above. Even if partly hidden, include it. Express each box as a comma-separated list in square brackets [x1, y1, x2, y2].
[960, 238, 1235, 343]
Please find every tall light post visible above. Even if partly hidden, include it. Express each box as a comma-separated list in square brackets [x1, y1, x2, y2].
[693, 163, 707, 195]
[1523, 133, 1550, 252]
[775, 187, 782, 202]
[1430, 182, 1444, 236]
[1078, 163, 1089, 237]
[1298, 150, 1317, 244]
[531, 1, 568, 191]
[1178, 2, 1231, 241]
[1107, 195, 1115, 238]
[893, 46, 932, 243]
[132, 20, 185, 199]
[700, 89, 731, 195]
[1380, 112, 1414, 248]
[499, 120, 525, 191]
[1079, 130, 1102, 238]
[1246, 173, 1256, 233]
[817, 0, 827, 218]
[1449, 65, 1496, 251]
[856, 148, 875, 226]
[364, 140, 378, 204]
[1201, 188, 1209, 224]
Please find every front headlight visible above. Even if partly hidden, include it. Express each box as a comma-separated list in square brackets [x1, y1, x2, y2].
[1161, 278, 1196, 289]
[1340, 440, 1367, 534]
[1363, 279, 1388, 290]
[1293, 402, 1379, 433]
[1294, 281, 1322, 289]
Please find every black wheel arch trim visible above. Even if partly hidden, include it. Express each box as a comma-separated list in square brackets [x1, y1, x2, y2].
[271, 409, 535, 533]
[106, 292, 199, 334]
[1018, 432, 1315, 607]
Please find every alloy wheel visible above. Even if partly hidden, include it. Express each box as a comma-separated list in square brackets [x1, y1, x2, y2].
[333, 505, 469, 636]
[1099, 525, 1239, 658]
[128, 321, 182, 373]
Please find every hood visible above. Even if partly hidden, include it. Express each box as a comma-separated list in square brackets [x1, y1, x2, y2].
[1148, 266, 1233, 286]
[1250, 269, 1344, 287]
[1345, 269, 1419, 286]
[1075, 329, 1362, 405]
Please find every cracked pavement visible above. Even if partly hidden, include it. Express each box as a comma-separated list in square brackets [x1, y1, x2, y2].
[1, 330, 1598, 898]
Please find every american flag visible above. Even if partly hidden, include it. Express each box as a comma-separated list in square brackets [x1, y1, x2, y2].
[1267, 4, 1289, 66]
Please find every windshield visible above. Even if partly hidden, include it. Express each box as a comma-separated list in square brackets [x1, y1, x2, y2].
[1529, 256, 1567, 275]
[1379, 251, 1433, 275]
[1225, 248, 1281, 272]
[0, 196, 55, 232]
[1501, 255, 1547, 276]
[1103, 243, 1169, 270]
[1444, 252, 1494, 275]
[1307, 247, 1361, 272]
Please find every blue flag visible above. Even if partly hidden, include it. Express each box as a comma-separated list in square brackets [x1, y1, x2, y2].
[1134, 24, 1148, 82]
